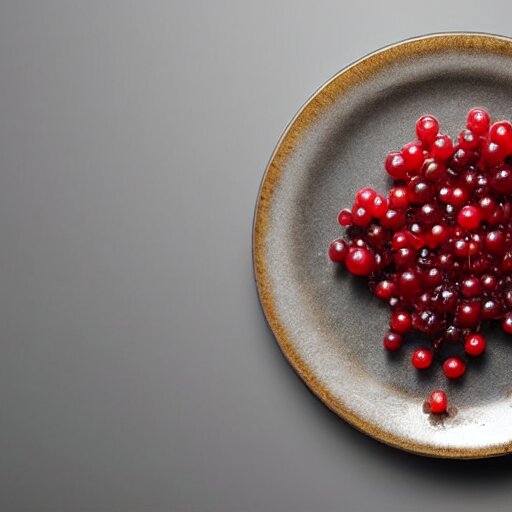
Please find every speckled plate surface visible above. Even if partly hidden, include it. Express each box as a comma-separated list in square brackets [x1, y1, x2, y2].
[253, 33, 512, 459]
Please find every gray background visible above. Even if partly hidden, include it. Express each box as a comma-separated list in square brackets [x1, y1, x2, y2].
[1, 1, 512, 511]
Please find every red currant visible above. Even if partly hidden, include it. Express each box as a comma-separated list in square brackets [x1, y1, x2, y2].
[482, 299, 502, 320]
[337, 208, 352, 226]
[352, 204, 372, 227]
[380, 208, 406, 229]
[466, 107, 490, 135]
[390, 311, 412, 334]
[481, 274, 498, 292]
[460, 276, 481, 298]
[422, 158, 446, 182]
[369, 194, 388, 218]
[385, 151, 407, 180]
[489, 165, 512, 195]
[489, 121, 512, 154]
[328, 239, 348, 263]
[416, 115, 440, 144]
[426, 224, 449, 248]
[391, 231, 410, 250]
[502, 313, 512, 334]
[455, 301, 481, 328]
[412, 348, 433, 369]
[485, 230, 505, 254]
[428, 390, 447, 414]
[449, 186, 470, 207]
[407, 176, 433, 205]
[388, 186, 408, 208]
[401, 142, 424, 173]
[398, 271, 421, 299]
[464, 333, 486, 356]
[393, 248, 415, 268]
[481, 140, 506, 166]
[457, 205, 482, 230]
[375, 280, 397, 300]
[383, 331, 403, 351]
[422, 267, 443, 288]
[431, 134, 454, 160]
[345, 247, 375, 276]
[479, 195, 498, 221]
[443, 357, 466, 379]
[355, 187, 376, 207]
[458, 129, 480, 150]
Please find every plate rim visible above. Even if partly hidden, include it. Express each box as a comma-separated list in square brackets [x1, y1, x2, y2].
[253, 31, 512, 459]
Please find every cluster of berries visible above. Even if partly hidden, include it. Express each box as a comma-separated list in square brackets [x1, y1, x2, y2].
[329, 109, 512, 413]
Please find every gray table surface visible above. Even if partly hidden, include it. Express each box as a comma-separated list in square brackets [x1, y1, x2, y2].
[1, 1, 512, 511]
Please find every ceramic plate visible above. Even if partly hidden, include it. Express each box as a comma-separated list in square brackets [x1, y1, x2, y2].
[253, 33, 512, 458]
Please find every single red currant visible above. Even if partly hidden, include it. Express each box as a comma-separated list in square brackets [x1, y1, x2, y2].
[438, 185, 452, 204]
[426, 224, 449, 248]
[351, 204, 372, 227]
[388, 186, 408, 208]
[481, 140, 506, 166]
[345, 247, 375, 276]
[455, 301, 481, 328]
[450, 148, 478, 172]
[383, 331, 403, 351]
[502, 313, 512, 334]
[422, 158, 446, 182]
[485, 230, 506, 254]
[422, 267, 443, 288]
[412, 348, 433, 369]
[466, 107, 490, 135]
[380, 208, 406, 229]
[407, 176, 433, 205]
[385, 151, 407, 180]
[418, 203, 441, 225]
[393, 247, 415, 268]
[390, 311, 412, 334]
[366, 224, 389, 249]
[401, 141, 424, 172]
[460, 276, 481, 298]
[479, 195, 498, 221]
[431, 134, 454, 160]
[391, 231, 410, 250]
[328, 239, 348, 263]
[407, 231, 424, 250]
[428, 390, 448, 414]
[461, 168, 479, 189]
[489, 165, 512, 195]
[398, 271, 421, 299]
[458, 129, 480, 150]
[482, 299, 502, 320]
[416, 115, 439, 144]
[449, 186, 470, 207]
[369, 194, 388, 218]
[489, 120, 512, 154]
[464, 333, 486, 356]
[481, 274, 498, 292]
[337, 208, 353, 226]
[374, 280, 397, 300]
[355, 187, 376, 207]
[443, 357, 466, 379]
[457, 205, 482, 230]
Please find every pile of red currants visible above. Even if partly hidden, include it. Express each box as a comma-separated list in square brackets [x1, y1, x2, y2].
[328, 108, 512, 414]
